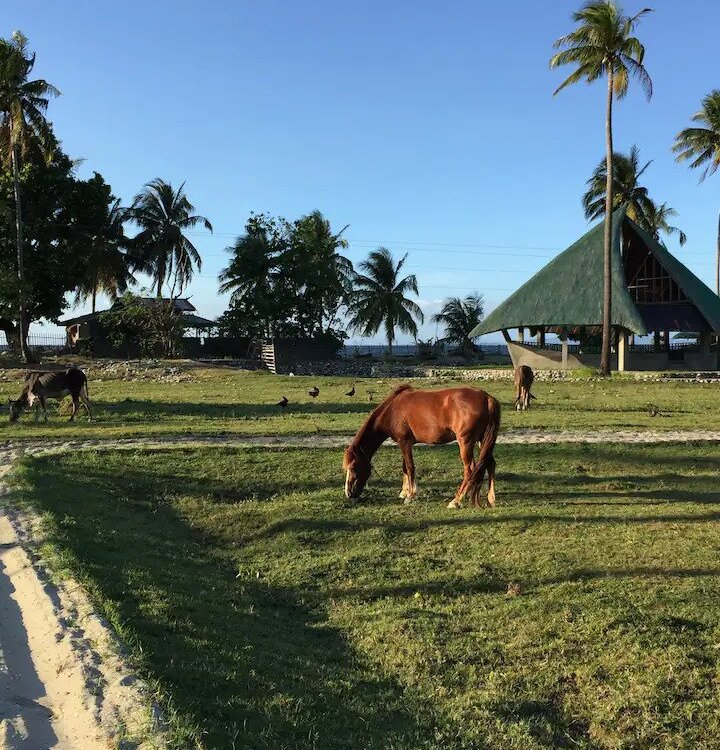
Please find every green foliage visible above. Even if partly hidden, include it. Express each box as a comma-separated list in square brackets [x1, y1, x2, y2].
[217, 211, 351, 339]
[550, 2, 652, 101]
[14, 442, 720, 748]
[346, 247, 424, 354]
[128, 179, 212, 297]
[0, 30, 60, 162]
[72, 176, 135, 311]
[673, 90, 720, 181]
[99, 293, 184, 357]
[0, 149, 116, 339]
[431, 294, 484, 357]
[582, 146, 687, 245]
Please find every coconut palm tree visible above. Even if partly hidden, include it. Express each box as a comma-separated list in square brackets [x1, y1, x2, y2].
[583, 146, 686, 245]
[129, 179, 212, 297]
[218, 224, 280, 337]
[431, 294, 484, 358]
[643, 202, 687, 247]
[74, 199, 135, 313]
[672, 90, 720, 294]
[551, 1, 652, 375]
[582, 145, 654, 224]
[347, 247, 424, 355]
[0, 31, 59, 361]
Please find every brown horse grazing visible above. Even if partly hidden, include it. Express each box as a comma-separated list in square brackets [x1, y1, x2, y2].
[513, 365, 535, 411]
[343, 385, 501, 508]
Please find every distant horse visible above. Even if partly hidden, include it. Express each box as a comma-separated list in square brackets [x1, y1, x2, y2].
[343, 385, 501, 508]
[513, 365, 535, 411]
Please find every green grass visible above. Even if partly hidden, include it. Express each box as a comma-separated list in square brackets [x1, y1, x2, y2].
[11, 441, 720, 749]
[0, 366, 717, 440]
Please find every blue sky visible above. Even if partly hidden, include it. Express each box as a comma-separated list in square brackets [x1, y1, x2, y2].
[15, 0, 720, 342]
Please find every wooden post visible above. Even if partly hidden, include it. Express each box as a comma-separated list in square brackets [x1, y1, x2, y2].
[617, 329, 627, 372]
[537, 327, 546, 348]
[653, 330, 661, 352]
[561, 327, 568, 369]
[501, 329, 511, 343]
[518, 327, 524, 343]
[663, 330, 670, 351]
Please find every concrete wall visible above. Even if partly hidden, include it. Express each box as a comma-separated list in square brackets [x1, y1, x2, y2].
[508, 341, 718, 372]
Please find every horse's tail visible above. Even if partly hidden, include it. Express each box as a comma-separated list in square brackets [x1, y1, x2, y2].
[467, 395, 501, 503]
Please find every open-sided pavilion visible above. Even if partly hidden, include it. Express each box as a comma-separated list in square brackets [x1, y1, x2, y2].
[470, 208, 720, 371]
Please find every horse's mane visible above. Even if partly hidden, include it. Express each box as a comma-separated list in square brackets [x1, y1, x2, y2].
[349, 384, 413, 453]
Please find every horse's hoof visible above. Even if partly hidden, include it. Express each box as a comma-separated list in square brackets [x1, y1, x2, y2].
[447, 500, 461, 509]
[403, 497, 413, 505]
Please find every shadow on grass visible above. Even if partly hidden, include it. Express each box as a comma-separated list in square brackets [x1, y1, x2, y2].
[93, 399, 373, 419]
[15, 459, 438, 750]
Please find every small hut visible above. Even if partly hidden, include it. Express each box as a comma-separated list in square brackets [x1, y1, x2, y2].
[470, 207, 720, 371]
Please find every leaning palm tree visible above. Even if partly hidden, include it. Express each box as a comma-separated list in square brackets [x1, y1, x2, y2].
[583, 145, 654, 225]
[0, 31, 60, 361]
[75, 200, 136, 312]
[432, 294, 484, 359]
[347, 247, 424, 355]
[129, 179, 212, 297]
[642, 201, 687, 247]
[672, 90, 720, 294]
[551, 1, 652, 375]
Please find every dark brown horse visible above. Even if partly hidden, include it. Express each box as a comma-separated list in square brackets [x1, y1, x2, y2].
[343, 385, 501, 508]
[513, 365, 535, 411]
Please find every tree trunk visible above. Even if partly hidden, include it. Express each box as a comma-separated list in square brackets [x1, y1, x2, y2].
[599, 70, 614, 376]
[11, 143, 30, 363]
[716, 210, 719, 296]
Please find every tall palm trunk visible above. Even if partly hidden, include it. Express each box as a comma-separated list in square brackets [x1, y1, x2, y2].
[11, 142, 30, 363]
[716, 211, 719, 296]
[600, 70, 614, 376]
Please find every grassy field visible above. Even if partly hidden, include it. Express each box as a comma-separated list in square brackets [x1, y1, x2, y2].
[11, 441, 720, 749]
[0, 365, 717, 440]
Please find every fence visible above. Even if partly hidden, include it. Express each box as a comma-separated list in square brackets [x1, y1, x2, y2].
[0, 331, 67, 353]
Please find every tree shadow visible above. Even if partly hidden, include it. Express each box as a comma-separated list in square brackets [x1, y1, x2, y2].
[15, 460, 439, 749]
[92, 399, 373, 420]
[0, 555, 59, 748]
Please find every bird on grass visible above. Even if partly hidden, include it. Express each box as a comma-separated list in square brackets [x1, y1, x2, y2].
[345, 386, 355, 397]
[308, 386, 320, 399]
[276, 396, 289, 409]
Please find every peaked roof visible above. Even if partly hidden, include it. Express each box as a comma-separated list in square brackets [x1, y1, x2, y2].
[471, 207, 720, 337]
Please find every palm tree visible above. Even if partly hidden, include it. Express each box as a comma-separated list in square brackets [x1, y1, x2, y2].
[582, 145, 654, 224]
[672, 90, 720, 294]
[347, 247, 424, 355]
[129, 179, 212, 297]
[551, 1, 652, 375]
[218, 226, 279, 337]
[75, 199, 135, 312]
[583, 146, 686, 245]
[431, 294, 484, 358]
[0, 31, 60, 361]
[643, 202, 687, 247]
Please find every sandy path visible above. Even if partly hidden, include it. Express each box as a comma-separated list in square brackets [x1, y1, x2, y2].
[1, 427, 718, 457]
[0, 426, 719, 747]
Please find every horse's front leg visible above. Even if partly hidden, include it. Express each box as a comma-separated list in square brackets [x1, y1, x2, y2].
[448, 439, 475, 509]
[399, 441, 416, 504]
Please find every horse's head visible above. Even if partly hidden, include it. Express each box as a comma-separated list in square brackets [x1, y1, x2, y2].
[343, 444, 371, 499]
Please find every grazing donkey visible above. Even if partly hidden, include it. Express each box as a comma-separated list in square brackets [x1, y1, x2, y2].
[513, 365, 535, 411]
[9, 367, 92, 423]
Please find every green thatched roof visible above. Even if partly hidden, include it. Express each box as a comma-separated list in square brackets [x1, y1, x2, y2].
[471, 207, 720, 337]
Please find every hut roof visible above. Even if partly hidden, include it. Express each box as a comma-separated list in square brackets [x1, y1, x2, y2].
[471, 207, 720, 337]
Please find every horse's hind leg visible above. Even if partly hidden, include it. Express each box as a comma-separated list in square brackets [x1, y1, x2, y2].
[399, 441, 416, 503]
[448, 440, 475, 509]
[486, 455, 497, 507]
